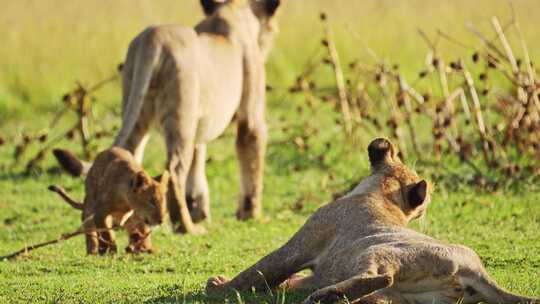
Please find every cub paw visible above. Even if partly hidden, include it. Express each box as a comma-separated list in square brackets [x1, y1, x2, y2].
[206, 275, 230, 295]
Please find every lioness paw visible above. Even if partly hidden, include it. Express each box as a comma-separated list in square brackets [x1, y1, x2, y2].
[205, 275, 230, 295]
[188, 224, 207, 235]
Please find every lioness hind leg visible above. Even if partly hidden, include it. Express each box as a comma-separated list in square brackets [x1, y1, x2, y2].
[186, 144, 210, 223]
[163, 114, 205, 235]
[235, 116, 267, 220]
[303, 274, 394, 304]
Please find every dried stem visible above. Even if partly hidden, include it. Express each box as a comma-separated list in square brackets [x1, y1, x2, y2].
[514, 21, 536, 84]
[322, 19, 353, 136]
[492, 16, 519, 74]
[397, 75, 421, 155]
[462, 64, 492, 165]
[466, 22, 508, 64]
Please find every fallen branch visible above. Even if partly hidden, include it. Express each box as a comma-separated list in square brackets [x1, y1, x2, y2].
[0, 225, 119, 261]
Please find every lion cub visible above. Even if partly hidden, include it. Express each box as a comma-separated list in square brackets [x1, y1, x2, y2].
[207, 138, 538, 304]
[49, 147, 169, 255]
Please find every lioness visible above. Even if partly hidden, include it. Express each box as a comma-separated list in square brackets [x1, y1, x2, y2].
[53, 0, 281, 234]
[207, 138, 538, 304]
[50, 147, 169, 255]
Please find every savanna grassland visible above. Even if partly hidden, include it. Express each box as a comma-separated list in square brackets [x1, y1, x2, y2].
[1, 1, 539, 303]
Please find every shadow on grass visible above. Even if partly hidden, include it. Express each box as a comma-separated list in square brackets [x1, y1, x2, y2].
[144, 288, 311, 304]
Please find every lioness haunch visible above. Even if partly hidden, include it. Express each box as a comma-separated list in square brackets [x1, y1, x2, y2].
[207, 138, 538, 304]
[49, 147, 169, 255]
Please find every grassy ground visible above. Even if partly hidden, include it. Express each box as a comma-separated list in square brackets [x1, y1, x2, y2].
[1, 1, 539, 303]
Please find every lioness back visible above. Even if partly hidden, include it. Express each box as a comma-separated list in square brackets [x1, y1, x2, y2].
[127, 23, 244, 143]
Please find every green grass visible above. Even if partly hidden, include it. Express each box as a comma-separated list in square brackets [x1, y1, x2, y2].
[1, 1, 540, 303]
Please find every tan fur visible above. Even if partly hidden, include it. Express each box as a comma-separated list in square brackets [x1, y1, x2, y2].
[54, 0, 281, 234]
[206, 138, 538, 304]
[50, 147, 169, 255]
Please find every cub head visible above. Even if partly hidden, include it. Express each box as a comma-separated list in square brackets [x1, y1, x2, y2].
[200, 0, 281, 59]
[128, 170, 170, 227]
[368, 138, 431, 221]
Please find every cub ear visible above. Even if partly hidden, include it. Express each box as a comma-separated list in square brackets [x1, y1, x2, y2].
[367, 138, 397, 169]
[130, 171, 148, 191]
[200, 0, 227, 16]
[408, 180, 428, 209]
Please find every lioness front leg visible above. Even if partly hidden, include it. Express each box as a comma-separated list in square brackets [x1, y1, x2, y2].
[235, 56, 267, 220]
[164, 115, 205, 235]
[206, 218, 329, 294]
[207, 244, 303, 294]
[303, 274, 394, 304]
[207, 206, 337, 295]
[236, 119, 267, 220]
[186, 144, 210, 223]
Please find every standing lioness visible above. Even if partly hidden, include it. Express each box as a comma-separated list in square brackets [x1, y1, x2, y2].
[207, 138, 538, 304]
[54, 0, 281, 234]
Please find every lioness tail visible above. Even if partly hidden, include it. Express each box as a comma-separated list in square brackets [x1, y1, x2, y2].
[52, 149, 91, 177]
[113, 28, 162, 147]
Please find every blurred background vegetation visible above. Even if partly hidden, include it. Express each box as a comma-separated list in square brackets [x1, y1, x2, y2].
[0, 2, 539, 302]
[1, 0, 540, 127]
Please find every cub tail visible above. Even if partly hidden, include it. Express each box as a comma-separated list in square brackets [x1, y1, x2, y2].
[52, 149, 91, 177]
[48, 185, 84, 210]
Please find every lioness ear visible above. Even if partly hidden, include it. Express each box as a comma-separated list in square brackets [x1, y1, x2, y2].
[251, 0, 281, 17]
[200, 0, 227, 16]
[367, 138, 398, 169]
[408, 180, 428, 209]
[263, 0, 281, 16]
[130, 171, 148, 191]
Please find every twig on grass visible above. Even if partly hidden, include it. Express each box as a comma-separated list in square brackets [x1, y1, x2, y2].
[0, 225, 119, 261]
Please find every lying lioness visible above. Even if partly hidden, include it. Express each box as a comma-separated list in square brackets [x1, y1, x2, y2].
[207, 138, 538, 304]
[49, 147, 169, 255]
